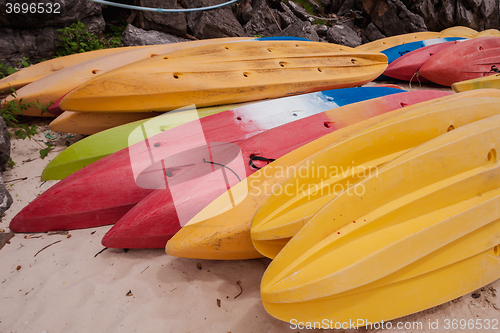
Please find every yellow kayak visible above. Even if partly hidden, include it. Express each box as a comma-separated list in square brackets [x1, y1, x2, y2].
[440, 26, 478, 38]
[59, 41, 386, 113]
[474, 29, 500, 38]
[252, 93, 500, 258]
[0, 74, 45, 98]
[261, 114, 500, 327]
[452, 73, 500, 92]
[49, 111, 156, 134]
[165, 90, 456, 260]
[0, 46, 145, 94]
[355, 31, 456, 52]
[3, 38, 254, 117]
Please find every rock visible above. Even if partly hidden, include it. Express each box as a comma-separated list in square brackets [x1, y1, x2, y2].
[0, 0, 103, 29]
[314, 24, 329, 35]
[81, 14, 106, 35]
[0, 27, 60, 66]
[135, 0, 187, 37]
[362, 0, 426, 37]
[244, 0, 285, 37]
[338, 0, 364, 15]
[0, 117, 12, 216]
[0, 118, 10, 172]
[279, 1, 298, 28]
[0, 176, 13, 217]
[236, 0, 254, 24]
[405, 0, 499, 31]
[332, 0, 346, 13]
[278, 10, 295, 30]
[316, 0, 332, 10]
[307, 0, 323, 13]
[456, 1, 474, 26]
[326, 24, 361, 47]
[287, 1, 314, 22]
[279, 20, 320, 41]
[121, 24, 188, 46]
[480, 0, 496, 17]
[187, 0, 246, 39]
[0, 0, 105, 66]
[361, 22, 386, 43]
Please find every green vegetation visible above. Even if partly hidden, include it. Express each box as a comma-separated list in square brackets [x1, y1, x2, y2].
[0, 88, 54, 159]
[7, 158, 15, 168]
[287, 0, 316, 16]
[0, 63, 17, 79]
[0, 57, 32, 79]
[281, 0, 328, 25]
[55, 21, 122, 57]
[0, 19, 128, 163]
[39, 143, 53, 159]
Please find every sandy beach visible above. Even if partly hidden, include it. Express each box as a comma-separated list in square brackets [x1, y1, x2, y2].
[1, 88, 500, 333]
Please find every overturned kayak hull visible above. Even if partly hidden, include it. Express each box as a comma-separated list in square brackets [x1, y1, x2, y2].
[163, 90, 452, 258]
[252, 91, 500, 258]
[260, 114, 500, 326]
[59, 41, 387, 113]
[12, 87, 398, 232]
[420, 37, 500, 86]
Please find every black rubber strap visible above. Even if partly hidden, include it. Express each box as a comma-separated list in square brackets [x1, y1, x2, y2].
[249, 155, 275, 169]
[490, 65, 500, 74]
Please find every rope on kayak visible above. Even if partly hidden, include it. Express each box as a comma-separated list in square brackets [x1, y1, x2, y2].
[408, 71, 423, 90]
[203, 158, 241, 181]
[249, 155, 275, 169]
[87, 0, 238, 12]
[40, 129, 75, 141]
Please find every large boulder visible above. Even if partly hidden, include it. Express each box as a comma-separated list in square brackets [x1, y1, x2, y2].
[244, 0, 285, 37]
[121, 24, 189, 46]
[361, 21, 386, 43]
[0, 27, 60, 66]
[362, 0, 427, 36]
[135, 0, 188, 37]
[279, 20, 320, 41]
[326, 24, 362, 46]
[187, 0, 246, 39]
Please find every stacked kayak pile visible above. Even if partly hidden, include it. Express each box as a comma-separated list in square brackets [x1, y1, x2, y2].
[1, 37, 386, 132]
[166, 88, 500, 327]
[5, 28, 500, 327]
[373, 27, 500, 87]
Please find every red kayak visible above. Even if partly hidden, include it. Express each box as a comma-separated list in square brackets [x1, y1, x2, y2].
[420, 37, 500, 86]
[9, 87, 399, 232]
[383, 41, 461, 82]
[101, 90, 452, 249]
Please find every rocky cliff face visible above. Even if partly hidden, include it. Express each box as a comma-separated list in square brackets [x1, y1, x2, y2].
[1, 0, 500, 65]
[0, 0, 105, 65]
[405, 0, 499, 32]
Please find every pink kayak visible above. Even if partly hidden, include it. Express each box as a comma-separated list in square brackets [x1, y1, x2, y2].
[383, 41, 461, 82]
[420, 37, 500, 86]
[101, 90, 452, 249]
